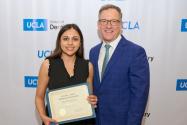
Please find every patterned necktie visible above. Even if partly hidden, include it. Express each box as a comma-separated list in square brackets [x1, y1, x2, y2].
[101, 44, 111, 79]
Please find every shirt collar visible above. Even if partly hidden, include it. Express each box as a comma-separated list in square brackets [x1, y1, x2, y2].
[102, 35, 121, 49]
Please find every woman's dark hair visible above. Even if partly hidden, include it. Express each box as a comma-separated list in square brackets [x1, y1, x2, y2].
[47, 24, 84, 59]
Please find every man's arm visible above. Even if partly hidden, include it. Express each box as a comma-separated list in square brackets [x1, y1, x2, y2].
[127, 47, 150, 125]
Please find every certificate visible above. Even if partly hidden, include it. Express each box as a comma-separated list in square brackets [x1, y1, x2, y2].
[46, 83, 96, 124]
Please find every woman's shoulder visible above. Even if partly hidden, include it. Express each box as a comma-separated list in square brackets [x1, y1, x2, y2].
[46, 57, 61, 64]
[77, 57, 89, 64]
[77, 57, 93, 67]
[75, 57, 90, 72]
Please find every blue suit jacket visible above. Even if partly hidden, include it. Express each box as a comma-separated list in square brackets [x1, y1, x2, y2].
[89, 35, 150, 125]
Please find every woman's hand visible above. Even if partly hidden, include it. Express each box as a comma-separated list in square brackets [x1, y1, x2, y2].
[87, 95, 98, 108]
[41, 114, 58, 125]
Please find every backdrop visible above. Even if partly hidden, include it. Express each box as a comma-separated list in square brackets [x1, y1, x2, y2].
[0, 0, 187, 125]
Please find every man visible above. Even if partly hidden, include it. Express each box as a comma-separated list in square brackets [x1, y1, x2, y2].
[89, 4, 150, 125]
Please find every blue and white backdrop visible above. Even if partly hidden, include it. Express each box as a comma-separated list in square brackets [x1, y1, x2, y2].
[0, 0, 187, 125]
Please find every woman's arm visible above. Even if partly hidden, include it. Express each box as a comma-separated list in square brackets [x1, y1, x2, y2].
[87, 62, 94, 90]
[87, 62, 97, 107]
[35, 59, 57, 125]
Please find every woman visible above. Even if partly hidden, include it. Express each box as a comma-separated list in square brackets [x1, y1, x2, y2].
[35, 24, 97, 125]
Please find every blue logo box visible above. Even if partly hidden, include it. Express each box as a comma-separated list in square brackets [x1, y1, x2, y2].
[181, 19, 187, 32]
[24, 76, 38, 88]
[176, 79, 187, 91]
[23, 19, 47, 31]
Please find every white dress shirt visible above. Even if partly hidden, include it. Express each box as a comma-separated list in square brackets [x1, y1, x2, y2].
[98, 35, 121, 80]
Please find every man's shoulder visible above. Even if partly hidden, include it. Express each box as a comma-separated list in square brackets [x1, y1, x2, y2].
[121, 36, 144, 50]
[90, 42, 102, 51]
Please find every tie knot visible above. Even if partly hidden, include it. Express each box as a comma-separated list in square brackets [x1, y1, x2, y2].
[105, 44, 111, 50]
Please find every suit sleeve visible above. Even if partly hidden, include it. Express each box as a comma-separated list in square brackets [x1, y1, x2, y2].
[127, 47, 150, 125]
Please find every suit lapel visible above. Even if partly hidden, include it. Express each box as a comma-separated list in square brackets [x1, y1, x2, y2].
[101, 36, 127, 82]
[94, 43, 102, 86]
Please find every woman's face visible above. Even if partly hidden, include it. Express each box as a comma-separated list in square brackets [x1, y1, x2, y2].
[60, 28, 81, 57]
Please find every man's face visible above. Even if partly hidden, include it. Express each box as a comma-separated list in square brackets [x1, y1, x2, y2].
[98, 8, 122, 42]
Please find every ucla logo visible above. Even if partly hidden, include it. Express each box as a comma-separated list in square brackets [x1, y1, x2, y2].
[38, 50, 52, 59]
[23, 19, 48, 31]
[176, 79, 187, 91]
[181, 19, 187, 32]
[24, 76, 38, 88]
[122, 21, 139, 30]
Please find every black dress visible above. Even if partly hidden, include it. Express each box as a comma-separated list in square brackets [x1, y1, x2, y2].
[43, 57, 95, 125]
